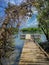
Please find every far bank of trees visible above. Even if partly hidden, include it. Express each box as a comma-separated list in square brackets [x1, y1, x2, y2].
[21, 27, 42, 33]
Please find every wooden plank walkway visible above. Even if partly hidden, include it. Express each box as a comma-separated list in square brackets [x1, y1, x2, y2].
[19, 40, 49, 65]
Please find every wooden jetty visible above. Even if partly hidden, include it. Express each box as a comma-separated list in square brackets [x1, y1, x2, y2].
[20, 34, 25, 39]
[20, 34, 41, 39]
[19, 34, 49, 65]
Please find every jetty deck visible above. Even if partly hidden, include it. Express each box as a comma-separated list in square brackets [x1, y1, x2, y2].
[19, 34, 49, 65]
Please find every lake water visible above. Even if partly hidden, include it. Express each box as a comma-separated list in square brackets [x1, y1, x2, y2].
[40, 34, 47, 42]
[12, 33, 47, 65]
[12, 34, 24, 65]
[1, 33, 47, 65]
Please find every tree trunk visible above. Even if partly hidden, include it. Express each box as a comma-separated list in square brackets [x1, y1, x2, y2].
[45, 34, 49, 42]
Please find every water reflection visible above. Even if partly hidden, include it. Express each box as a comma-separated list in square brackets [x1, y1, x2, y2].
[35, 34, 47, 43]
[40, 34, 47, 42]
[13, 34, 24, 65]
[14, 34, 24, 49]
[11, 33, 47, 65]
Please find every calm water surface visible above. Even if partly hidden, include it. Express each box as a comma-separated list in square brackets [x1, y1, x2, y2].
[12, 33, 47, 65]
[13, 34, 24, 65]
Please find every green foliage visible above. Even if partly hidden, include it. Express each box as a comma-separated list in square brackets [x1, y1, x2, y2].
[9, 27, 18, 34]
[21, 27, 42, 34]
[34, 0, 49, 41]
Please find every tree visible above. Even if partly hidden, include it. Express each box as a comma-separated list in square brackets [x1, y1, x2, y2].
[32, 0, 49, 42]
[5, 2, 33, 29]
[0, 1, 33, 60]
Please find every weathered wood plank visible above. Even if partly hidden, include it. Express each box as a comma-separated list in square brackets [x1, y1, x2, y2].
[19, 40, 49, 65]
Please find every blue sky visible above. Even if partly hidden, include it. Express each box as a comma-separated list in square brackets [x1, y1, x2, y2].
[0, 0, 38, 28]
[20, 11, 38, 28]
[0, 0, 24, 17]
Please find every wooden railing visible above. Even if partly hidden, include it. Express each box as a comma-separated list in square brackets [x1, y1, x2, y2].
[20, 34, 41, 39]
